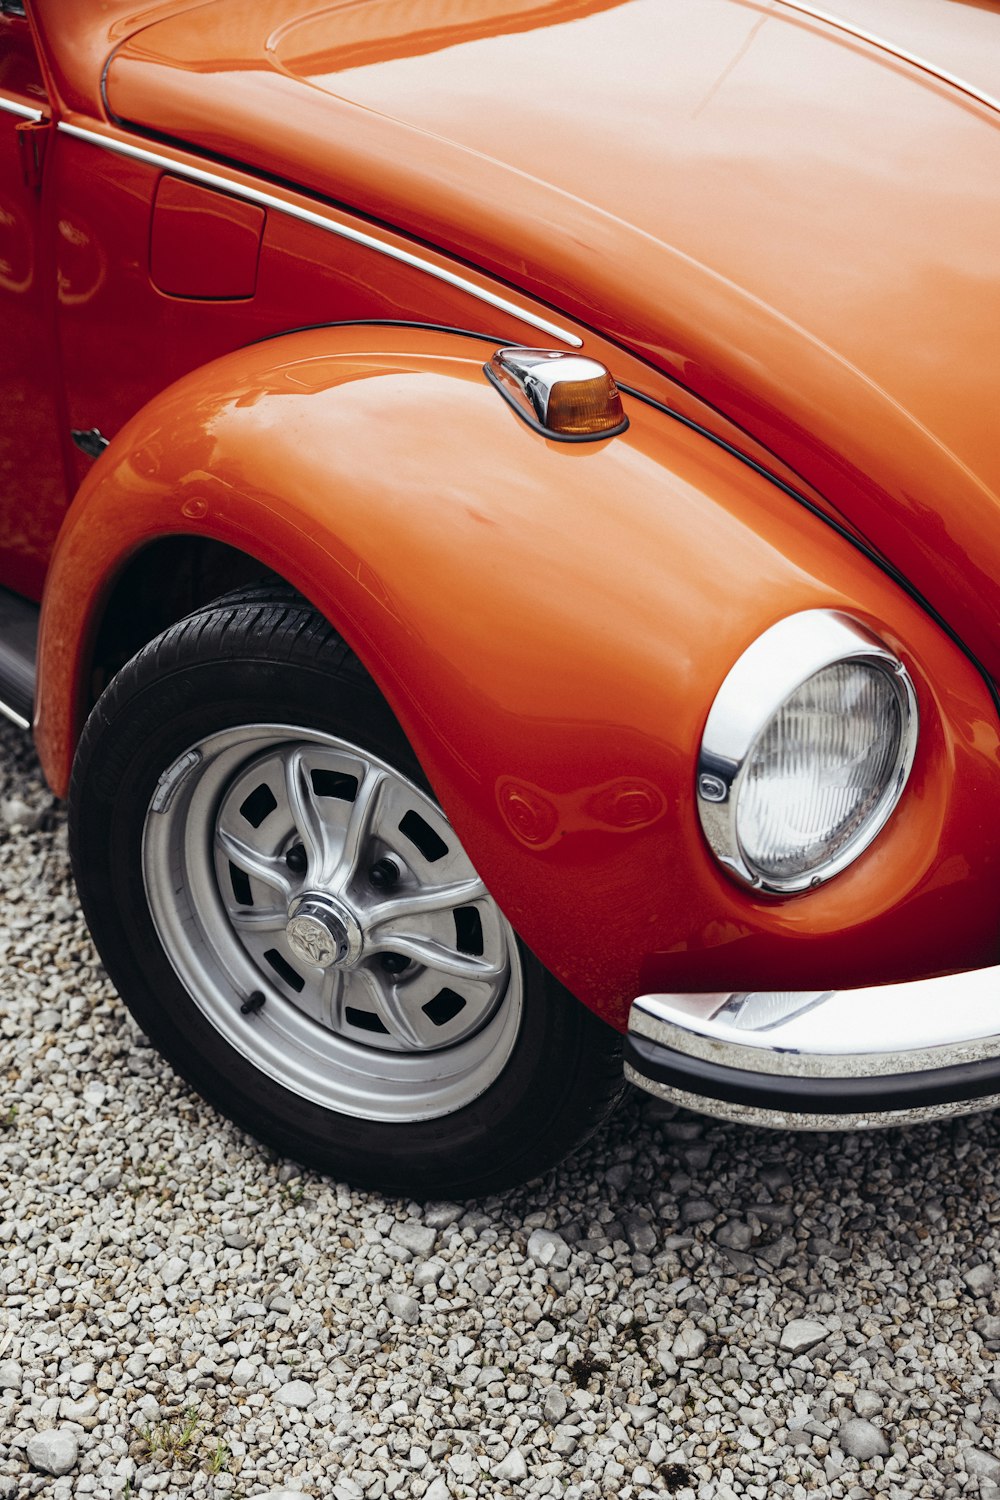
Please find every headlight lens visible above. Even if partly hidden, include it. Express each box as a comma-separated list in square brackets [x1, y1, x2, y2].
[697, 613, 918, 893]
[739, 661, 904, 881]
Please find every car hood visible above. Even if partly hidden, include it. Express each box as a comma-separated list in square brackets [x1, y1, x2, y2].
[105, 0, 1000, 675]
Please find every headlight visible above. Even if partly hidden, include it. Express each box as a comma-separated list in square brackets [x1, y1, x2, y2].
[697, 612, 918, 893]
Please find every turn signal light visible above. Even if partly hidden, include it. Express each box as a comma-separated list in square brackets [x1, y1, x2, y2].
[485, 348, 628, 441]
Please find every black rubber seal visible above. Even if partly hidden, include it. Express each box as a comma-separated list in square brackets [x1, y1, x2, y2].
[251, 320, 511, 348]
[618, 384, 1000, 721]
[625, 1032, 1000, 1116]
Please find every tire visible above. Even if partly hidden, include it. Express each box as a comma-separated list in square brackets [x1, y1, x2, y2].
[69, 588, 623, 1197]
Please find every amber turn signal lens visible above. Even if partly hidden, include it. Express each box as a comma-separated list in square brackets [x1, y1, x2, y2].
[545, 371, 625, 435]
[485, 348, 628, 441]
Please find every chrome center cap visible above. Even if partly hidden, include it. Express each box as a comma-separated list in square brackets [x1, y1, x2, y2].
[286, 895, 363, 971]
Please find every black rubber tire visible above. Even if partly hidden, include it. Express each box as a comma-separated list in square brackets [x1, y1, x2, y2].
[69, 587, 624, 1197]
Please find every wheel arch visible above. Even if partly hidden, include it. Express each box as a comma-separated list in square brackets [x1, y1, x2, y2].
[86, 535, 283, 707]
[37, 323, 1000, 1027]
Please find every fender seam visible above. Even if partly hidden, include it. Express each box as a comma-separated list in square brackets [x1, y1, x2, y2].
[618, 382, 1000, 719]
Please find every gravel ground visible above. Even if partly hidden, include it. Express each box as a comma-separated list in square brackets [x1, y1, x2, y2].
[1, 717, 999, 1500]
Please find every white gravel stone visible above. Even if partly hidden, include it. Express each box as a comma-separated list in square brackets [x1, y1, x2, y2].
[59, 1395, 99, 1423]
[680, 1197, 715, 1225]
[758, 1232, 797, 1268]
[965, 1263, 996, 1296]
[496, 1449, 528, 1480]
[715, 1219, 753, 1251]
[963, 1449, 1000, 1482]
[853, 1390, 884, 1419]
[2, 718, 1000, 1500]
[780, 1319, 831, 1354]
[423, 1202, 462, 1228]
[159, 1255, 187, 1286]
[673, 1325, 707, 1360]
[526, 1228, 571, 1268]
[1, 795, 43, 831]
[231, 1359, 256, 1387]
[390, 1220, 437, 1255]
[838, 1418, 889, 1461]
[413, 1258, 444, 1287]
[620, 1212, 656, 1253]
[26, 1429, 80, 1476]
[543, 1387, 567, 1423]
[275, 1380, 316, 1410]
[385, 1292, 420, 1324]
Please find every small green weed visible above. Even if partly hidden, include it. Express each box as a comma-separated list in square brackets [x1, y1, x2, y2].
[140, 1406, 201, 1462]
[135, 1407, 238, 1479]
[207, 1441, 232, 1475]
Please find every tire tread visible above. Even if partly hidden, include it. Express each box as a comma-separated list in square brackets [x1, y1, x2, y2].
[69, 584, 624, 1197]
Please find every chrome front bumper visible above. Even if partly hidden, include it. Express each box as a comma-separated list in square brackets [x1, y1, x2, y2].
[625, 970, 1000, 1129]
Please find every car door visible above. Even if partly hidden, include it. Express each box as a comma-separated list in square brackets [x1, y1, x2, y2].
[0, 1, 67, 602]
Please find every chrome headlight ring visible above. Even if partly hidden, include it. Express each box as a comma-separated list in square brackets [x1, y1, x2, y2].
[697, 611, 919, 895]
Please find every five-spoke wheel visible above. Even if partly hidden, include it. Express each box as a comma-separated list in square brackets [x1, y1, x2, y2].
[143, 728, 522, 1120]
[69, 586, 623, 1195]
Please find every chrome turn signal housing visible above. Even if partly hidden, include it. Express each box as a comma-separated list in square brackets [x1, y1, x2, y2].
[485, 348, 628, 440]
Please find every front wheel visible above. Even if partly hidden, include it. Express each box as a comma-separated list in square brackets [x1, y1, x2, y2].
[69, 589, 623, 1196]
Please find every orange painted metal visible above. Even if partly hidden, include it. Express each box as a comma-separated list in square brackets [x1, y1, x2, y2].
[150, 176, 265, 300]
[12, 0, 1000, 1029]
[27, 1, 206, 117]
[47, 123, 596, 501]
[44, 114, 834, 531]
[93, 0, 1000, 681]
[35, 328, 1000, 1030]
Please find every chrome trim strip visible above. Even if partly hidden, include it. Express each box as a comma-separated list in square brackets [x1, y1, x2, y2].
[623, 1067, 1000, 1132]
[56, 122, 583, 349]
[0, 699, 30, 731]
[773, 0, 1000, 118]
[630, 976, 1000, 1080]
[696, 610, 918, 894]
[0, 98, 43, 123]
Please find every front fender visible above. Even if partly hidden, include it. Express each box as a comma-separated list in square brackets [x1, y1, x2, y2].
[38, 326, 1000, 1026]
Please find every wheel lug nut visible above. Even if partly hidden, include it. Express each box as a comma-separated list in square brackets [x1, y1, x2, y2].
[369, 857, 400, 889]
[285, 843, 308, 875]
[380, 952, 408, 975]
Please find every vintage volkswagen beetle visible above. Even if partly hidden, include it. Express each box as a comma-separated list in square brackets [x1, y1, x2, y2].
[3, 0, 999, 1195]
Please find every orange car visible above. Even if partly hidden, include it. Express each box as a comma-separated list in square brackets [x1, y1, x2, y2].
[3, 0, 999, 1194]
